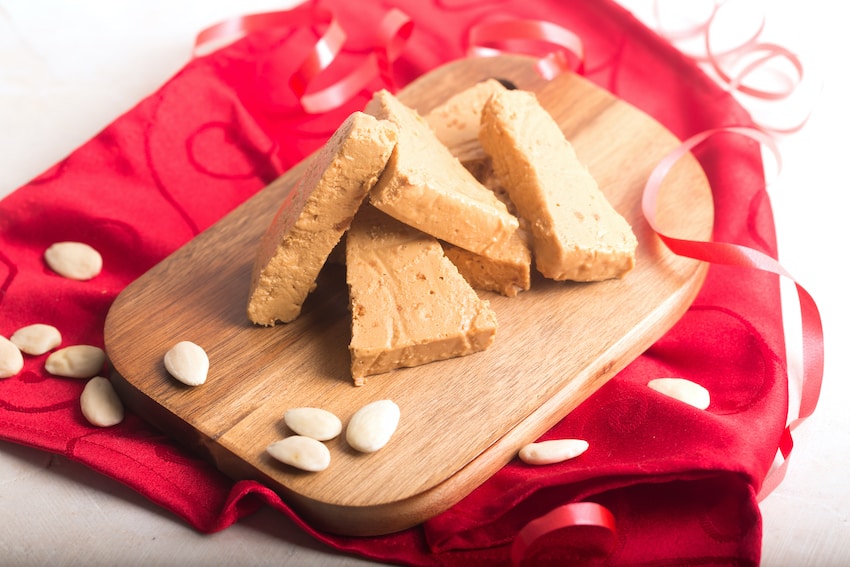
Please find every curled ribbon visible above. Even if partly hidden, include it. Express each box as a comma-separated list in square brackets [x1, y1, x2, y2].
[290, 8, 413, 114]
[510, 502, 617, 566]
[194, 6, 413, 114]
[650, 0, 814, 134]
[467, 19, 585, 79]
[641, 126, 824, 500]
[194, 6, 321, 57]
[651, 0, 764, 52]
[641, 2, 824, 496]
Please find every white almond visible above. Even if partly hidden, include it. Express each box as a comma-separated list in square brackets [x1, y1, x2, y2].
[284, 407, 343, 441]
[80, 376, 124, 427]
[44, 241, 103, 280]
[648, 377, 710, 410]
[164, 341, 209, 386]
[0, 335, 24, 379]
[266, 436, 331, 472]
[45, 345, 106, 378]
[346, 399, 400, 453]
[11, 324, 62, 355]
[519, 439, 589, 465]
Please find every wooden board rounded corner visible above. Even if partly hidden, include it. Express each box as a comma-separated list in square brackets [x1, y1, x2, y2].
[105, 55, 714, 537]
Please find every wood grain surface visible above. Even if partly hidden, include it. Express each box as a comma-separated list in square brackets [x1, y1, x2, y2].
[104, 56, 714, 536]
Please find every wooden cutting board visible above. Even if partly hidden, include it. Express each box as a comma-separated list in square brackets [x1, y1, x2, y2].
[105, 55, 713, 536]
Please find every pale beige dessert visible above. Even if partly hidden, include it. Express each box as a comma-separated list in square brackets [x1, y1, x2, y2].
[346, 205, 498, 385]
[425, 78, 507, 163]
[247, 112, 398, 325]
[479, 89, 638, 282]
[364, 89, 519, 257]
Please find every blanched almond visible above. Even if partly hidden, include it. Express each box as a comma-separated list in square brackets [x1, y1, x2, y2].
[45, 345, 106, 378]
[0, 335, 24, 379]
[648, 377, 710, 410]
[80, 376, 124, 427]
[346, 399, 400, 453]
[44, 241, 102, 280]
[11, 324, 62, 355]
[519, 439, 589, 465]
[284, 407, 342, 441]
[267, 436, 331, 472]
[164, 341, 209, 386]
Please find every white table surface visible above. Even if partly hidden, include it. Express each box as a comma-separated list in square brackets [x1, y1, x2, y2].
[1, 1, 846, 565]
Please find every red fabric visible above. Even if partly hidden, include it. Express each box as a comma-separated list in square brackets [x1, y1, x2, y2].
[0, 0, 790, 565]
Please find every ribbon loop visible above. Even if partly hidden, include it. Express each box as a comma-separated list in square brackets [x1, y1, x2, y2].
[649, 0, 816, 134]
[511, 502, 617, 566]
[194, 6, 323, 57]
[194, 7, 413, 115]
[288, 12, 346, 100]
[712, 42, 805, 101]
[292, 9, 413, 114]
[374, 8, 415, 93]
[468, 19, 585, 79]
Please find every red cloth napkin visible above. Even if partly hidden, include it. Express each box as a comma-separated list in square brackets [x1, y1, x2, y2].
[0, 0, 788, 564]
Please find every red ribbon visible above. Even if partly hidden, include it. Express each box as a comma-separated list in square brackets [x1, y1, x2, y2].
[467, 19, 585, 79]
[196, 8, 581, 110]
[194, 6, 321, 56]
[290, 8, 413, 114]
[640, 126, 824, 501]
[194, 5, 413, 114]
[510, 502, 617, 566]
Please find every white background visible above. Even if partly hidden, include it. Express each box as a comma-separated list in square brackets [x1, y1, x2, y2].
[1, 0, 846, 565]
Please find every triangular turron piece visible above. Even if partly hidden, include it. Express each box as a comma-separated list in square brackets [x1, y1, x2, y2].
[247, 112, 398, 326]
[346, 205, 498, 385]
[364, 89, 519, 257]
[479, 89, 638, 282]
